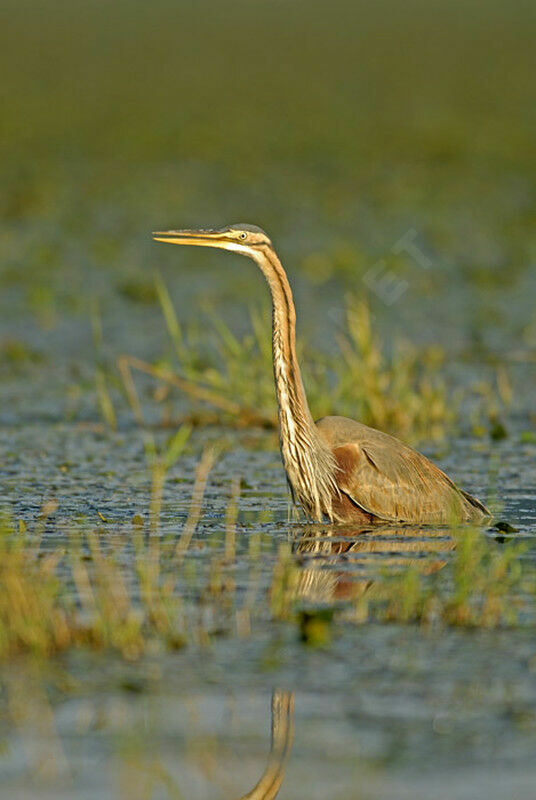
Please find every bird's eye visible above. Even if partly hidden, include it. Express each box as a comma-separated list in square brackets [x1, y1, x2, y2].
[239, 232, 247, 240]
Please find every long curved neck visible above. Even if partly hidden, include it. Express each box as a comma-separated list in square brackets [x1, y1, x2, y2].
[253, 246, 314, 433]
[251, 245, 336, 519]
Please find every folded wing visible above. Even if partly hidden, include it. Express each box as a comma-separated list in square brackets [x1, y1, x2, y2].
[316, 416, 489, 524]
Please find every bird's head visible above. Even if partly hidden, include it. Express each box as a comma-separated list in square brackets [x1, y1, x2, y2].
[152, 223, 272, 256]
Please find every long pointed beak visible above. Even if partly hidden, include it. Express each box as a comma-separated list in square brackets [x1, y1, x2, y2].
[152, 229, 228, 248]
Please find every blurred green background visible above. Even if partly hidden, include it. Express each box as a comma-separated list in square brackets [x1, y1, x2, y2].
[2, 0, 534, 167]
[0, 0, 535, 420]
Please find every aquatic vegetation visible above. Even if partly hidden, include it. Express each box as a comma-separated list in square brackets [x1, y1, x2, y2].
[0, 513, 145, 660]
[143, 424, 194, 531]
[0, 515, 70, 658]
[119, 281, 454, 443]
[0, 339, 44, 368]
[117, 278, 159, 306]
[272, 526, 528, 632]
[370, 526, 526, 627]
[0, 436, 215, 661]
[1, 504, 530, 664]
[310, 299, 453, 443]
[0, 531, 162, 661]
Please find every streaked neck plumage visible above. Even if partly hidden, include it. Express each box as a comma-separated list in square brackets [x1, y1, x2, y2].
[251, 244, 337, 520]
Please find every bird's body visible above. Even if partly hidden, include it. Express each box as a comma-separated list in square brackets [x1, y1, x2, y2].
[153, 224, 489, 525]
[314, 415, 488, 523]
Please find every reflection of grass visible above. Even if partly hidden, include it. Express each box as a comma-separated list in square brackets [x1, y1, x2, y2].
[0, 516, 528, 664]
[120, 280, 453, 443]
[0, 499, 530, 663]
[0, 514, 70, 658]
[273, 526, 527, 631]
[373, 526, 525, 627]
[0, 438, 215, 661]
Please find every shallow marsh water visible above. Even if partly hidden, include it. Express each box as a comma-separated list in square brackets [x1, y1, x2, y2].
[1, 417, 536, 799]
[1, 0, 536, 797]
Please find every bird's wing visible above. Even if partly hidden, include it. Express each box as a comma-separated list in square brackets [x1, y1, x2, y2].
[332, 439, 480, 524]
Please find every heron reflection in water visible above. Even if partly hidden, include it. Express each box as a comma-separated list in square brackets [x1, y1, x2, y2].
[293, 524, 453, 605]
[154, 224, 489, 526]
[232, 526, 447, 798]
[237, 690, 294, 800]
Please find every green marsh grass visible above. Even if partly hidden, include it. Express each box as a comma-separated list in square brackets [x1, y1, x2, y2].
[272, 526, 528, 632]
[143, 425, 193, 532]
[92, 298, 118, 430]
[119, 280, 455, 443]
[1, 497, 529, 664]
[0, 437, 216, 661]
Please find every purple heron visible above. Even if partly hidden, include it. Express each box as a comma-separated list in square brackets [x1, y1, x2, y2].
[237, 690, 294, 800]
[153, 224, 489, 525]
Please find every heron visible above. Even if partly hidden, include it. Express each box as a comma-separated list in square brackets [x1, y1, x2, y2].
[153, 224, 490, 525]
[236, 690, 294, 800]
